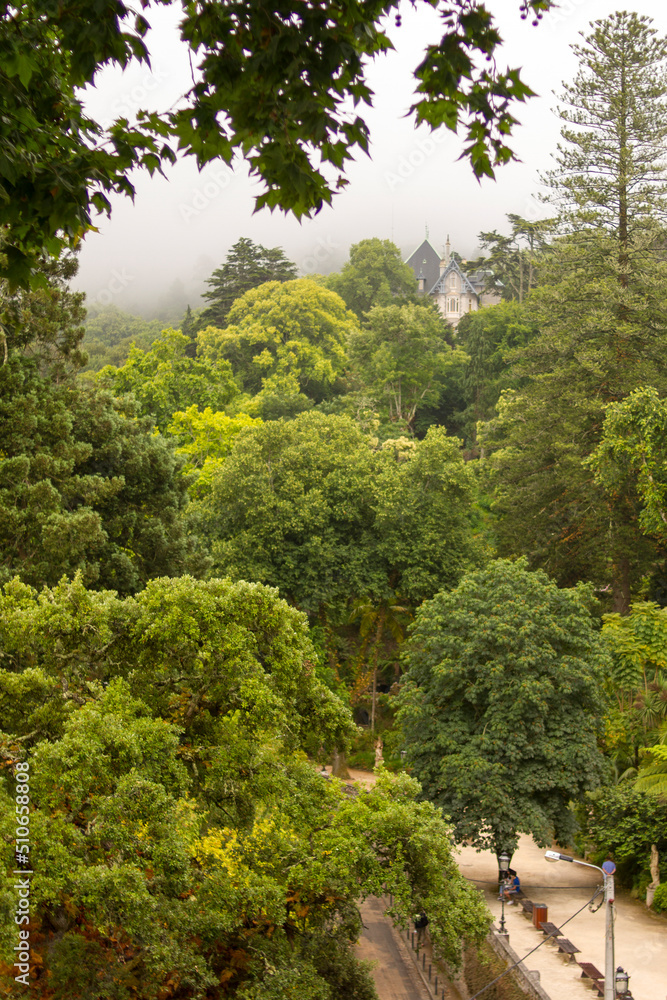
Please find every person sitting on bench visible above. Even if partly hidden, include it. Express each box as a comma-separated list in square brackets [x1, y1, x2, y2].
[502, 869, 520, 904]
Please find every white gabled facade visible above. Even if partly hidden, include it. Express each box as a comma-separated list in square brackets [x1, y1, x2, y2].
[405, 235, 501, 329]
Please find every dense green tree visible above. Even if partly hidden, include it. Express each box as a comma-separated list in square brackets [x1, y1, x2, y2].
[456, 300, 539, 444]
[0, 576, 489, 998]
[0, 366, 204, 594]
[0, 255, 202, 594]
[0, 1, 551, 287]
[480, 237, 667, 609]
[198, 279, 356, 412]
[0, 574, 354, 803]
[576, 784, 667, 892]
[76, 390, 210, 594]
[199, 238, 298, 330]
[349, 593, 408, 731]
[397, 558, 609, 857]
[589, 387, 667, 547]
[480, 13, 667, 610]
[0, 249, 86, 372]
[202, 412, 382, 611]
[372, 427, 481, 605]
[97, 327, 239, 431]
[325, 239, 419, 319]
[201, 413, 479, 615]
[543, 12, 667, 251]
[348, 302, 466, 435]
[599, 600, 667, 791]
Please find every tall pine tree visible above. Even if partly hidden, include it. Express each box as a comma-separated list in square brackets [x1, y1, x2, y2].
[484, 12, 667, 612]
[543, 11, 667, 247]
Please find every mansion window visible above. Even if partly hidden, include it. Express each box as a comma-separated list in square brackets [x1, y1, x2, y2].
[448, 297, 459, 312]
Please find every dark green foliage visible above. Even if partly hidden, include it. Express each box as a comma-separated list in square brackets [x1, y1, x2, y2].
[0, 250, 207, 595]
[652, 883, 667, 912]
[589, 387, 667, 546]
[373, 427, 481, 605]
[0, 359, 202, 594]
[75, 389, 209, 594]
[348, 302, 467, 435]
[481, 233, 667, 609]
[201, 413, 479, 613]
[576, 784, 667, 894]
[482, 13, 667, 612]
[477, 214, 556, 303]
[202, 412, 383, 610]
[398, 558, 609, 855]
[199, 238, 298, 329]
[0, 250, 86, 373]
[456, 300, 539, 444]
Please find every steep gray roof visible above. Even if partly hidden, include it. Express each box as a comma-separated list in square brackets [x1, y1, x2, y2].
[404, 239, 441, 294]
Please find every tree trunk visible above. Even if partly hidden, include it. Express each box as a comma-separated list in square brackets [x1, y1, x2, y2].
[611, 556, 631, 614]
[370, 662, 377, 733]
[331, 747, 350, 779]
[370, 609, 386, 732]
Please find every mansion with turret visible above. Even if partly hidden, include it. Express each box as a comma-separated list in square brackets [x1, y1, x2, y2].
[405, 236, 500, 328]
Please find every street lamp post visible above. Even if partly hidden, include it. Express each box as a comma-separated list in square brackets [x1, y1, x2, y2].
[497, 851, 510, 935]
[545, 850, 615, 1000]
[615, 968, 629, 996]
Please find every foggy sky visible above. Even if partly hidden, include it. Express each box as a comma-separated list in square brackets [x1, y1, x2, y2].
[73, 0, 667, 318]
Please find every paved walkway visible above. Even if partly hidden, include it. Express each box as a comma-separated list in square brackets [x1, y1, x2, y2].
[356, 896, 432, 1000]
[457, 834, 667, 1000]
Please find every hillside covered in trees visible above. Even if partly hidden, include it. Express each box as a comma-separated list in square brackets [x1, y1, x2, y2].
[2, 4, 667, 999]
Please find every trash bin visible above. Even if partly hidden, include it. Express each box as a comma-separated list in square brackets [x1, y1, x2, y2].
[533, 904, 548, 929]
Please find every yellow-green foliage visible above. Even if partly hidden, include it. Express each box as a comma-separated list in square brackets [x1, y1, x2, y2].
[198, 278, 357, 403]
[167, 405, 262, 496]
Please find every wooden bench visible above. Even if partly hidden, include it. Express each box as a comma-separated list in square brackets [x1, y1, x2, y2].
[578, 963, 604, 989]
[555, 938, 580, 961]
[538, 921, 561, 939]
[519, 899, 534, 918]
